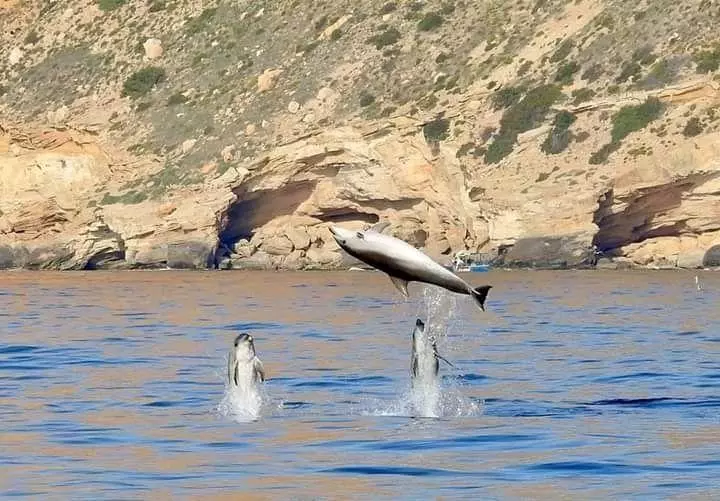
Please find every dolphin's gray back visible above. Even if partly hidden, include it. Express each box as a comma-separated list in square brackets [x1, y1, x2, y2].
[368, 232, 472, 293]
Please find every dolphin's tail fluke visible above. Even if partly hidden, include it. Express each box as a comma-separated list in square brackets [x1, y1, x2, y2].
[470, 285, 492, 311]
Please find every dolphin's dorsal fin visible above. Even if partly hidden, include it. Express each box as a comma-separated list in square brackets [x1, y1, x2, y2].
[389, 275, 409, 298]
[368, 221, 391, 234]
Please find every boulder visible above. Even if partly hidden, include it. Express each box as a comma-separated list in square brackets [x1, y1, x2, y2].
[261, 235, 294, 255]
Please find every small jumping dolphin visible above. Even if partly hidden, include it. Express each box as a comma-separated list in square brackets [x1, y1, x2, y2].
[227, 333, 266, 388]
[329, 222, 492, 311]
[411, 318, 455, 381]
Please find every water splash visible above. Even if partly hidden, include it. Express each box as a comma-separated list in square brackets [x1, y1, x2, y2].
[215, 357, 267, 423]
[364, 285, 481, 418]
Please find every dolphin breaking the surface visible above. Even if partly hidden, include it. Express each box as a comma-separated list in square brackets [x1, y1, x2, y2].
[329, 222, 492, 311]
[227, 333, 266, 388]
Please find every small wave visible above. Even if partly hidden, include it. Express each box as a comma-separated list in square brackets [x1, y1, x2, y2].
[321, 465, 466, 477]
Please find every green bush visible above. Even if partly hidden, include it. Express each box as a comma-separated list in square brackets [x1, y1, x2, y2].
[379, 2, 397, 14]
[541, 111, 576, 154]
[485, 84, 563, 164]
[632, 45, 657, 66]
[694, 47, 720, 73]
[122, 66, 166, 99]
[639, 58, 677, 89]
[571, 88, 595, 105]
[185, 7, 217, 34]
[589, 142, 620, 165]
[368, 27, 401, 49]
[417, 12, 444, 31]
[610, 97, 664, 143]
[499, 84, 563, 135]
[550, 39, 574, 63]
[484, 135, 515, 164]
[167, 92, 188, 106]
[359, 91, 375, 107]
[554, 61, 579, 85]
[615, 61, 641, 83]
[24, 30, 40, 44]
[97, 0, 126, 11]
[589, 97, 664, 164]
[491, 85, 525, 110]
[682, 116, 704, 137]
[423, 117, 449, 142]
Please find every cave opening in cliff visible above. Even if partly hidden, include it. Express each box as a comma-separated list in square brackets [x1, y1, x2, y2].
[314, 210, 379, 225]
[704, 245, 720, 267]
[217, 181, 317, 254]
[592, 184, 692, 255]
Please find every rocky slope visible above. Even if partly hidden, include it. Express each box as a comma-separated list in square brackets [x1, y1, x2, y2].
[1, 0, 720, 270]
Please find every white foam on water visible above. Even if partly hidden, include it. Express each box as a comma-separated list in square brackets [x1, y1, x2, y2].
[215, 357, 267, 423]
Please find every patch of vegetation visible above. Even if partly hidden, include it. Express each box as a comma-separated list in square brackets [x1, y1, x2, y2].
[380, 2, 397, 14]
[581, 64, 603, 82]
[24, 30, 40, 45]
[359, 91, 375, 107]
[167, 92, 188, 106]
[615, 61, 641, 83]
[683, 116, 704, 137]
[632, 45, 657, 66]
[627, 145, 652, 158]
[610, 97, 664, 143]
[368, 27, 401, 49]
[485, 84, 563, 164]
[571, 88, 595, 105]
[589, 142, 620, 165]
[574, 130, 590, 143]
[491, 85, 525, 110]
[417, 12, 444, 31]
[185, 7, 217, 34]
[517, 60, 532, 77]
[541, 110, 576, 154]
[550, 39, 574, 63]
[423, 117, 450, 142]
[594, 12, 614, 30]
[330, 28, 343, 41]
[554, 61, 579, 85]
[638, 58, 677, 89]
[122, 66, 166, 99]
[693, 46, 720, 73]
[148, 0, 166, 12]
[589, 97, 664, 164]
[97, 0, 126, 12]
[101, 190, 148, 205]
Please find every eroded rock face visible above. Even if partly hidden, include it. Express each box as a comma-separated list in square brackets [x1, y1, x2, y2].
[2, 111, 720, 271]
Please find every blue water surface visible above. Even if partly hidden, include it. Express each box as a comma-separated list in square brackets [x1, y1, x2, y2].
[0, 270, 718, 499]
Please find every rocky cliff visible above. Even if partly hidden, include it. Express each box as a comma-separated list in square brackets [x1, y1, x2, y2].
[2, 0, 720, 270]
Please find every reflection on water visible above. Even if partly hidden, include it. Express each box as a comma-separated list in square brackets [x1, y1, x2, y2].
[1, 270, 719, 498]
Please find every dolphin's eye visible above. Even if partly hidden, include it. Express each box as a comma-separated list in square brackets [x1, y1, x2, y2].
[356, 232, 364, 239]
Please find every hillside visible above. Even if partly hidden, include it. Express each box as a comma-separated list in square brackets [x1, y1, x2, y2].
[1, 0, 720, 270]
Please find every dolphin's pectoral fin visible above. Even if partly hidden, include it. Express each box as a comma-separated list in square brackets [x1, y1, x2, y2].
[254, 358, 266, 382]
[389, 275, 410, 298]
[369, 221, 391, 234]
[411, 356, 418, 378]
[233, 364, 239, 386]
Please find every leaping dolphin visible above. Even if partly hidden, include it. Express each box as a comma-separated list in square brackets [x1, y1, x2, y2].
[329, 222, 492, 311]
